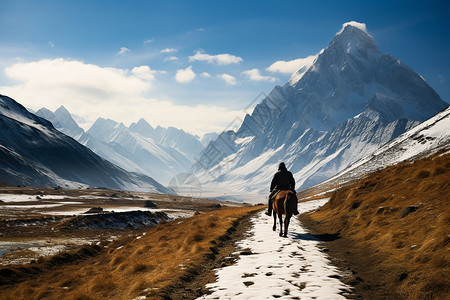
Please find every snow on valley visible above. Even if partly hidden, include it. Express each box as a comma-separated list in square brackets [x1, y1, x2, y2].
[198, 199, 352, 300]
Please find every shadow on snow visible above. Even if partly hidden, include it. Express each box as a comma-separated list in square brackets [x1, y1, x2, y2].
[290, 232, 341, 242]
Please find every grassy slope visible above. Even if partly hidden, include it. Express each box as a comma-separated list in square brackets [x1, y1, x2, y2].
[0, 206, 262, 300]
[304, 152, 450, 299]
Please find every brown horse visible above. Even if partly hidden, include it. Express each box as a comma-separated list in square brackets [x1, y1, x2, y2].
[272, 190, 298, 237]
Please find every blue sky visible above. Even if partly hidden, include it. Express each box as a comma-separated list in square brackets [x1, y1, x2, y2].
[0, 0, 448, 135]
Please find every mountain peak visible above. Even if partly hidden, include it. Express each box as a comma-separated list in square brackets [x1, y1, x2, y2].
[136, 117, 152, 128]
[331, 21, 378, 52]
[337, 21, 369, 36]
[36, 107, 53, 116]
[90, 117, 118, 129]
[129, 117, 154, 137]
[55, 105, 71, 117]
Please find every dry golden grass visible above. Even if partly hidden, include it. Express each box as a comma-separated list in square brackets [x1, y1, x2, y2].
[0, 205, 261, 299]
[307, 152, 450, 299]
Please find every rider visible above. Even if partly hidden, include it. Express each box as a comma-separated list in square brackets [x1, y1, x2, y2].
[265, 162, 299, 216]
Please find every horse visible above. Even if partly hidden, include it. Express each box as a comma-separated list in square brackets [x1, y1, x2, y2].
[272, 190, 298, 237]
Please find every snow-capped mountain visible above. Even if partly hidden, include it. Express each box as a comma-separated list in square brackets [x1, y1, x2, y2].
[0, 94, 171, 193]
[36, 106, 84, 139]
[85, 118, 194, 184]
[200, 132, 219, 147]
[37, 108, 205, 184]
[129, 118, 204, 162]
[192, 22, 448, 198]
[316, 106, 450, 191]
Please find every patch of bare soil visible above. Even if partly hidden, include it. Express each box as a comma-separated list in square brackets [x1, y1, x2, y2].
[300, 213, 394, 299]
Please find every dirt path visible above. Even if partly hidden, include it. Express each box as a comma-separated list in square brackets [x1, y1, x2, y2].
[196, 199, 354, 300]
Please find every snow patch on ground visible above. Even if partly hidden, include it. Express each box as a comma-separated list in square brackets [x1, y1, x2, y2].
[198, 199, 351, 299]
[43, 207, 195, 219]
[2, 204, 65, 209]
[0, 238, 98, 264]
[0, 194, 41, 202]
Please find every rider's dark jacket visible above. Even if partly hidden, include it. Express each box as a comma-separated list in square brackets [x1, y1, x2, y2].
[270, 166, 295, 192]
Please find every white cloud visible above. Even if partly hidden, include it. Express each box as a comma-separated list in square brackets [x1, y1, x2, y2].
[143, 38, 155, 44]
[200, 72, 211, 78]
[117, 47, 131, 55]
[1, 58, 244, 135]
[164, 56, 179, 62]
[266, 54, 318, 75]
[242, 69, 277, 82]
[160, 48, 177, 54]
[48, 41, 55, 48]
[218, 74, 236, 85]
[131, 65, 157, 81]
[175, 65, 196, 83]
[2, 58, 156, 106]
[189, 50, 243, 65]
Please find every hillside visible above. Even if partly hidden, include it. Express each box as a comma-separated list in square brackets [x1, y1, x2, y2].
[301, 151, 450, 299]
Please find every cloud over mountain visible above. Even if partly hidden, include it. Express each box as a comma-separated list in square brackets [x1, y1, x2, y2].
[242, 69, 277, 82]
[267, 54, 318, 75]
[0, 58, 242, 135]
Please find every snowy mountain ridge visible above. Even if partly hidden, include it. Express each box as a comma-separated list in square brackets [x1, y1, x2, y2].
[36, 106, 206, 185]
[316, 106, 450, 191]
[0, 94, 171, 193]
[192, 21, 448, 200]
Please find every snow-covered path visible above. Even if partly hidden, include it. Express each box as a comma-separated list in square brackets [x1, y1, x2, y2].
[198, 199, 352, 300]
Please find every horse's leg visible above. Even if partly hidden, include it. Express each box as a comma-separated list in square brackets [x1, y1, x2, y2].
[272, 211, 276, 231]
[283, 214, 291, 237]
[278, 214, 283, 237]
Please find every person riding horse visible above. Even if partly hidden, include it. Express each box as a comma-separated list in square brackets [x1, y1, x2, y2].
[265, 162, 299, 216]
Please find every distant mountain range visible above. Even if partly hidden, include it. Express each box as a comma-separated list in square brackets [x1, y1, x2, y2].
[35, 106, 205, 185]
[191, 22, 448, 198]
[0, 95, 171, 193]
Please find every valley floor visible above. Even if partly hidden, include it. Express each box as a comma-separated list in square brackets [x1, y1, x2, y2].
[0, 187, 240, 267]
[0, 190, 359, 300]
[3, 163, 446, 299]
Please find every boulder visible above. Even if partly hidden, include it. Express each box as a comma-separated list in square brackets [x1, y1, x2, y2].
[401, 205, 419, 218]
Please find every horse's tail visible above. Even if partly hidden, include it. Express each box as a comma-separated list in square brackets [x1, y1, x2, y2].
[285, 192, 296, 215]
[284, 194, 289, 215]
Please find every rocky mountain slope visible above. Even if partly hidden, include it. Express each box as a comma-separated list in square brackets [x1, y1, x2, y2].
[309, 106, 450, 192]
[0, 94, 171, 193]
